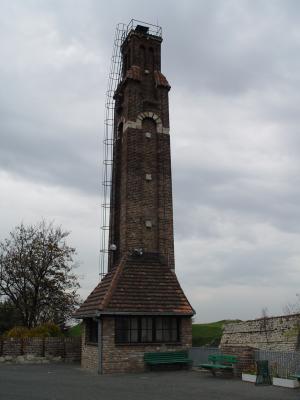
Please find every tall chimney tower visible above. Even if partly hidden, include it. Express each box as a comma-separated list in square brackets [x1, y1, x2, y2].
[75, 21, 194, 374]
[109, 24, 174, 270]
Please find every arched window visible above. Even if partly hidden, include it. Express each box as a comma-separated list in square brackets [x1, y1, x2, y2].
[127, 48, 131, 69]
[140, 45, 146, 70]
[122, 52, 128, 77]
[142, 117, 157, 133]
[148, 47, 154, 71]
[117, 122, 123, 140]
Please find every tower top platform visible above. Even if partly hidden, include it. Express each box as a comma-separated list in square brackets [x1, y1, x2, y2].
[125, 19, 162, 38]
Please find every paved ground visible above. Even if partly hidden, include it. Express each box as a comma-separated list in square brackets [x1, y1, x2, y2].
[0, 363, 299, 400]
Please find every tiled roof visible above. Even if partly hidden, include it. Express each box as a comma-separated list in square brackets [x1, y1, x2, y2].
[73, 266, 117, 317]
[74, 258, 194, 318]
[154, 71, 171, 89]
[126, 65, 142, 81]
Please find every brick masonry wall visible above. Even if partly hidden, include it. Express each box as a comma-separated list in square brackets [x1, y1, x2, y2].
[81, 322, 98, 371]
[220, 345, 256, 376]
[24, 338, 44, 356]
[0, 337, 81, 361]
[221, 314, 300, 351]
[64, 338, 81, 362]
[108, 28, 174, 272]
[101, 316, 192, 374]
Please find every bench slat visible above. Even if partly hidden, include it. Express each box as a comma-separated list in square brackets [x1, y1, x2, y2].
[144, 351, 192, 366]
[208, 354, 237, 364]
[199, 363, 233, 369]
[198, 354, 237, 375]
[147, 360, 191, 365]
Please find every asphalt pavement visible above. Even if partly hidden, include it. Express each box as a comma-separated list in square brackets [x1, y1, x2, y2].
[0, 363, 298, 400]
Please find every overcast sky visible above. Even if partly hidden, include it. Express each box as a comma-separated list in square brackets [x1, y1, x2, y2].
[1, 0, 300, 322]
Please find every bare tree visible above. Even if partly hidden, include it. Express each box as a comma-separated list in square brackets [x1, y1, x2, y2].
[259, 307, 270, 344]
[0, 221, 80, 328]
[283, 294, 300, 315]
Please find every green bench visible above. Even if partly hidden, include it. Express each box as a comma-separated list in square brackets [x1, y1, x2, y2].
[291, 373, 300, 380]
[199, 354, 237, 376]
[144, 351, 192, 368]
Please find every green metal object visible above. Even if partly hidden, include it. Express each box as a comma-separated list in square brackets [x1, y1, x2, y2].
[199, 354, 237, 376]
[255, 360, 272, 385]
[199, 354, 237, 368]
[208, 354, 237, 364]
[144, 351, 192, 365]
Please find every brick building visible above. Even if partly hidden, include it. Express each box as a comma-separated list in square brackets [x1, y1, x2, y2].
[75, 22, 194, 374]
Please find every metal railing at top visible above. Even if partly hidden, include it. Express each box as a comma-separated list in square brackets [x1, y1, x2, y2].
[125, 19, 162, 38]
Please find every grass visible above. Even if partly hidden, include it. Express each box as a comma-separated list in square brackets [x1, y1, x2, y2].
[192, 320, 241, 346]
[66, 323, 82, 337]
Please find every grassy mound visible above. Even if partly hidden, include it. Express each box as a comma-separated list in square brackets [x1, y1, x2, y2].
[67, 323, 82, 337]
[192, 320, 241, 346]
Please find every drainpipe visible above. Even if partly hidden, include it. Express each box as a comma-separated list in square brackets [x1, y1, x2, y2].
[97, 317, 102, 374]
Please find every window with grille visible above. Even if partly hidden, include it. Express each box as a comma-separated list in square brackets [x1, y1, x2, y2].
[115, 316, 180, 344]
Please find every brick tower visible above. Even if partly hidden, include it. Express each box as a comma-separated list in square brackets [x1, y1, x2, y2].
[108, 24, 175, 272]
[75, 21, 194, 374]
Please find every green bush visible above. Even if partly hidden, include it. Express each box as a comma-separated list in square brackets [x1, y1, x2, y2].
[4, 326, 30, 338]
[4, 323, 63, 338]
[30, 323, 63, 338]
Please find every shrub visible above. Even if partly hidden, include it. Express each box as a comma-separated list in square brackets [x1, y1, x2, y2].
[4, 323, 63, 338]
[4, 326, 30, 338]
[30, 323, 63, 338]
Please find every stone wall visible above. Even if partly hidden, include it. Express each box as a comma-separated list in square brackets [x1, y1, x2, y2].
[221, 313, 300, 351]
[0, 337, 81, 362]
[81, 317, 192, 374]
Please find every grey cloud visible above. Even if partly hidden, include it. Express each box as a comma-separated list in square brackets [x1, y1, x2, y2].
[175, 233, 300, 288]
[174, 164, 300, 237]
[0, 103, 100, 194]
[1, 0, 300, 321]
[165, 1, 300, 96]
[0, 4, 105, 194]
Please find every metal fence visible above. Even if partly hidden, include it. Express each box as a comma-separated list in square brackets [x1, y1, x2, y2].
[189, 347, 220, 366]
[254, 350, 300, 378]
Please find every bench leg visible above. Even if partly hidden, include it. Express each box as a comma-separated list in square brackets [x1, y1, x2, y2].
[222, 369, 234, 379]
